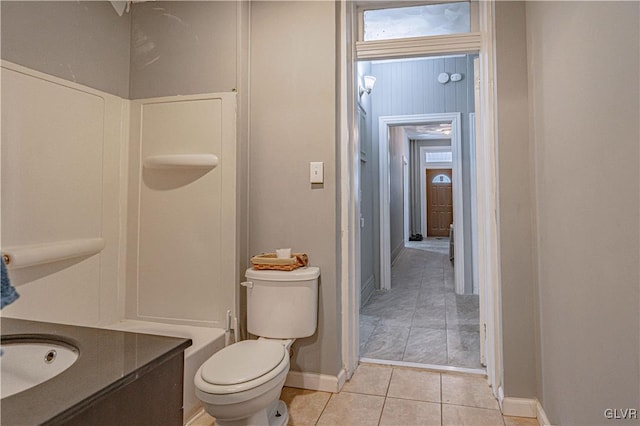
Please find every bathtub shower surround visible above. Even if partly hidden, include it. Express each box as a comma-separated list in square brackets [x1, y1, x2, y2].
[1, 62, 125, 326]
[1, 61, 239, 422]
[126, 93, 237, 329]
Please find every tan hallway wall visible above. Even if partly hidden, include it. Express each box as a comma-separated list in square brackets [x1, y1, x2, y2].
[526, 2, 640, 424]
[494, 1, 539, 399]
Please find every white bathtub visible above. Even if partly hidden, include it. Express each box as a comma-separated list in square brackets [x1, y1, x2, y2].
[104, 320, 226, 423]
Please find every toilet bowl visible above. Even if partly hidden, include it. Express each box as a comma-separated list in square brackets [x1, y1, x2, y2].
[195, 340, 291, 426]
[195, 267, 320, 426]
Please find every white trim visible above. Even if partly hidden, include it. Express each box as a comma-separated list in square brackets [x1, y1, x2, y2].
[499, 395, 554, 426]
[537, 400, 553, 426]
[356, 32, 482, 60]
[501, 397, 537, 418]
[339, 0, 360, 383]
[360, 357, 485, 376]
[403, 155, 410, 243]
[339, 1, 502, 398]
[378, 113, 464, 294]
[185, 409, 209, 426]
[284, 369, 347, 393]
[391, 242, 404, 265]
[361, 274, 376, 306]
[477, 0, 503, 398]
[419, 144, 453, 238]
[337, 367, 348, 392]
[469, 112, 480, 296]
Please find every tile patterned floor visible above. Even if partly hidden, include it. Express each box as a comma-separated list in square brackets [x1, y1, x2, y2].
[360, 239, 482, 369]
[189, 365, 540, 426]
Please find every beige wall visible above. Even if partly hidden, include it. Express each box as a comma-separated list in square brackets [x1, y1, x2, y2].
[249, 1, 340, 376]
[129, 1, 237, 99]
[1, 1, 131, 98]
[526, 2, 640, 423]
[494, 2, 539, 399]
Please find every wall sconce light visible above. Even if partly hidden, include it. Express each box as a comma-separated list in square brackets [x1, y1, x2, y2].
[359, 75, 376, 97]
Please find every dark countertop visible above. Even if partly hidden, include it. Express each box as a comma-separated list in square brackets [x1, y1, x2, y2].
[1, 317, 192, 425]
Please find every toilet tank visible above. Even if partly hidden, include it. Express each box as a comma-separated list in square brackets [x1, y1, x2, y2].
[244, 267, 320, 339]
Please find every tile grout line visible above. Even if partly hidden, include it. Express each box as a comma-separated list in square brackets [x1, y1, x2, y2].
[377, 368, 395, 426]
[313, 390, 334, 425]
[440, 373, 444, 426]
[442, 256, 451, 367]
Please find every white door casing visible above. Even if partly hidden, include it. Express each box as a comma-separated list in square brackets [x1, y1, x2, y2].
[340, 0, 502, 397]
[378, 113, 464, 294]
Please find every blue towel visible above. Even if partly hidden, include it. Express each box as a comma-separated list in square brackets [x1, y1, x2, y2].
[1, 255, 19, 309]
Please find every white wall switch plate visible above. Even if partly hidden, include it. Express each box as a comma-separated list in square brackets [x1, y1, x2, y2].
[310, 161, 324, 183]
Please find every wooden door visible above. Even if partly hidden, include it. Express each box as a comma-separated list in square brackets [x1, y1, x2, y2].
[426, 169, 453, 237]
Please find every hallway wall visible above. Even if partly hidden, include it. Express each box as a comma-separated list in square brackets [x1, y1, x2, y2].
[494, 1, 538, 400]
[526, 2, 640, 424]
[389, 127, 410, 263]
[358, 62, 377, 307]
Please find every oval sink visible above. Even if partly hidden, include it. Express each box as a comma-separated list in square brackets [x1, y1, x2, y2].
[1, 337, 79, 399]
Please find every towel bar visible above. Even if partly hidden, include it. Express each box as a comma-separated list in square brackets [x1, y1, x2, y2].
[2, 238, 105, 269]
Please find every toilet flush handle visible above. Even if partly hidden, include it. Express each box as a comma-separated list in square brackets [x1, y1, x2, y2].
[240, 281, 253, 289]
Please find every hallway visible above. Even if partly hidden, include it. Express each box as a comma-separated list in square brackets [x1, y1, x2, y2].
[360, 238, 481, 369]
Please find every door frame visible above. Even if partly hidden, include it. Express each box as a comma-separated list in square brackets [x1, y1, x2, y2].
[339, 1, 502, 397]
[424, 166, 453, 237]
[419, 144, 453, 239]
[403, 155, 410, 243]
[378, 113, 464, 294]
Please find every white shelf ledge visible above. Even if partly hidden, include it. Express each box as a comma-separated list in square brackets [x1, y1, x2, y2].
[2, 238, 105, 269]
[143, 154, 219, 170]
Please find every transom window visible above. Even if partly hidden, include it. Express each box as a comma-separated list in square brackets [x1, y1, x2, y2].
[363, 2, 471, 42]
[425, 151, 453, 163]
[432, 174, 452, 184]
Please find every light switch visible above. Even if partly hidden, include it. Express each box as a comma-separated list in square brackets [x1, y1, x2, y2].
[310, 162, 324, 183]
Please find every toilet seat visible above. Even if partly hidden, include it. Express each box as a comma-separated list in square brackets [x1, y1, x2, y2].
[196, 340, 288, 395]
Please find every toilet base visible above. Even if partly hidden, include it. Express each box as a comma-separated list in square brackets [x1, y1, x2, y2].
[214, 400, 288, 426]
[267, 400, 288, 426]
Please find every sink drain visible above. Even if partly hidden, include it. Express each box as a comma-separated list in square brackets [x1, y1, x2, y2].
[44, 349, 57, 364]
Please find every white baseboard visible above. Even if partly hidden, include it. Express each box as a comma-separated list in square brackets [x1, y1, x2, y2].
[501, 397, 537, 418]
[536, 400, 552, 426]
[285, 368, 346, 393]
[499, 393, 552, 426]
[391, 243, 404, 265]
[361, 275, 375, 307]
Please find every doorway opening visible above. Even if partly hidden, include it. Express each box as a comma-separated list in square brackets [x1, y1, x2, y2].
[340, 0, 502, 395]
[376, 112, 467, 295]
[358, 98, 482, 371]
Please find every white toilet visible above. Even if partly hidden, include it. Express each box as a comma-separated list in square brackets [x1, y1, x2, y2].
[194, 266, 320, 426]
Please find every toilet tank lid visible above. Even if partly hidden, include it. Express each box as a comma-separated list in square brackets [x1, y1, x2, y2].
[245, 266, 320, 281]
